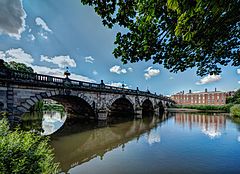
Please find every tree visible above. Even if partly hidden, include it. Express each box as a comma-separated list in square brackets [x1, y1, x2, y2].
[4, 61, 34, 73]
[227, 89, 240, 104]
[81, 0, 240, 76]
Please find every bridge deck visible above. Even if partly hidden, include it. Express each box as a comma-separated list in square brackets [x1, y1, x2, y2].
[0, 65, 173, 102]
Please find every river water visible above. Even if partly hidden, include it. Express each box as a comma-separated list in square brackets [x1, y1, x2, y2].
[22, 112, 240, 174]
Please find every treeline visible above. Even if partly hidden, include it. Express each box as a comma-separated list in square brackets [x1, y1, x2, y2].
[4, 61, 34, 73]
[31, 100, 65, 112]
[226, 89, 240, 118]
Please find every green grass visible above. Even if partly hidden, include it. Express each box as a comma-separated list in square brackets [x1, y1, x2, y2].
[171, 104, 233, 112]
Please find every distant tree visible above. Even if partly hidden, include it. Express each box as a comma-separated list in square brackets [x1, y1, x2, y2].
[81, 0, 240, 76]
[229, 89, 240, 104]
[4, 61, 34, 73]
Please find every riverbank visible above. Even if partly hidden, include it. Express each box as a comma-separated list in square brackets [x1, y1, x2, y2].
[167, 108, 228, 113]
[170, 104, 232, 113]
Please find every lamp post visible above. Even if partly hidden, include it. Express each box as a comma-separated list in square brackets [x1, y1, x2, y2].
[64, 67, 71, 79]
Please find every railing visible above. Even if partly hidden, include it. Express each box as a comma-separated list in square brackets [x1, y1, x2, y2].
[0, 67, 174, 102]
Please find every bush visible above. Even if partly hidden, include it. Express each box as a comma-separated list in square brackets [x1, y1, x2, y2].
[230, 105, 240, 117]
[0, 117, 59, 174]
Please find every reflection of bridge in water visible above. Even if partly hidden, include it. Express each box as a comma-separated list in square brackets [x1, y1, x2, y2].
[174, 113, 227, 139]
[51, 113, 173, 173]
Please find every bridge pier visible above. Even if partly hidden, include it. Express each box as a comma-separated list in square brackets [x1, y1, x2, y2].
[97, 110, 108, 121]
[134, 108, 142, 119]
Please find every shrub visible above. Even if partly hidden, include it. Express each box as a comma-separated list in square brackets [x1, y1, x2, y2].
[0, 117, 59, 174]
[230, 105, 240, 117]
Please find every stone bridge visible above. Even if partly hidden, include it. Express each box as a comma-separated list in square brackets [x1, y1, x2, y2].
[0, 60, 174, 123]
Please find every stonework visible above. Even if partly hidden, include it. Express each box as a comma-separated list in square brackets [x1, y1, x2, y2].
[0, 83, 174, 123]
[0, 67, 174, 124]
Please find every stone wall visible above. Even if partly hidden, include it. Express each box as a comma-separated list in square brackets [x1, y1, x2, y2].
[0, 84, 172, 123]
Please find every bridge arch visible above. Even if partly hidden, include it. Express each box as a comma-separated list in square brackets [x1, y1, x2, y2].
[17, 90, 95, 119]
[108, 97, 134, 119]
[142, 99, 154, 117]
[108, 95, 134, 108]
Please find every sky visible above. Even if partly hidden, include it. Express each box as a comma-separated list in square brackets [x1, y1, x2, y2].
[0, 0, 239, 96]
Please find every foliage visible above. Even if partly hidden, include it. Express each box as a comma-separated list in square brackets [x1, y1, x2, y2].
[0, 117, 59, 174]
[31, 100, 64, 112]
[0, 117, 10, 136]
[230, 104, 240, 117]
[32, 100, 44, 111]
[43, 104, 65, 112]
[81, 0, 240, 76]
[4, 61, 34, 73]
[227, 89, 240, 104]
[173, 104, 233, 112]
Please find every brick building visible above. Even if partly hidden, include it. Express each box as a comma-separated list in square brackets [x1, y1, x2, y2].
[171, 88, 235, 105]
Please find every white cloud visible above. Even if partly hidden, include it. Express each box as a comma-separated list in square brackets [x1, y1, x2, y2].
[144, 67, 160, 80]
[35, 17, 52, 32]
[38, 32, 48, 39]
[106, 82, 129, 89]
[110, 65, 127, 74]
[93, 70, 98, 75]
[0, 0, 26, 40]
[84, 56, 94, 63]
[1, 48, 34, 65]
[196, 74, 222, 85]
[40, 55, 76, 68]
[237, 69, 240, 74]
[1, 48, 95, 83]
[28, 34, 36, 41]
[169, 76, 174, 80]
[128, 67, 133, 72]
[32, 65, 95, 83]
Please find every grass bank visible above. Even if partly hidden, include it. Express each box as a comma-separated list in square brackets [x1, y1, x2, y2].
[171, 104, 233, 112]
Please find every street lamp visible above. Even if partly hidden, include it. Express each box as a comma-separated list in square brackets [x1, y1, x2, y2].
[64, 67, 71, 79]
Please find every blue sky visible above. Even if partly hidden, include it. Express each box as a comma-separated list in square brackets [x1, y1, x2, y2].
[0, 0, 239, 96]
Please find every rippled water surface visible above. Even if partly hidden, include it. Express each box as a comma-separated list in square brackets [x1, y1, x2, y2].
[22, 112, 240, 174]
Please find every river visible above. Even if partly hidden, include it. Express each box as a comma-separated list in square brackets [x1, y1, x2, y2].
[22, 111, 240, 174]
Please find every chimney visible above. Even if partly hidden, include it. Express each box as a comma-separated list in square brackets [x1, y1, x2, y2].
[215, 88, 217, 92]
[189, 89, 192, 93]
[205, 88, 207, 92]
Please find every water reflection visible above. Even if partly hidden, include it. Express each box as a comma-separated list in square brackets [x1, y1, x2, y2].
[21, 112, 240, 174]
[51, 114, 168, 173]
[42, 112, 67, 135]
[22, 111, 66, 135]
[145, 129, 161, 145]
[174, 113, 226, 139]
